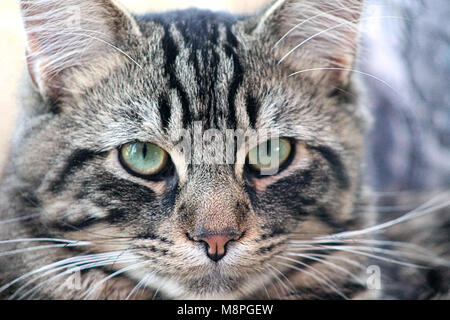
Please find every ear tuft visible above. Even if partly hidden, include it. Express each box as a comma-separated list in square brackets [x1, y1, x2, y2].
[21, 0, 141, 101]
[254, 0, 365, 85]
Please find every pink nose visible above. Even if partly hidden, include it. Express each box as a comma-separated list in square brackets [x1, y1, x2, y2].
[194, 234, 236, 262]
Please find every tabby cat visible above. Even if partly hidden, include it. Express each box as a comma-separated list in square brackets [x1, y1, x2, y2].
[0, 0, 448, 299]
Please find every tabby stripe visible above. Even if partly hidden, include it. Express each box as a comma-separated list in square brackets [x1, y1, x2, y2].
[224, 25, 242, 129]
[54, 174, 163, 231]
[245, 93, 259, 128]
[311, 145, 350, 190]
[209, 43, 221, 128]
[158, 93, 172, 129]
[48, 149, 106, 194]
[49, 208, 127, 232]
[208, 23, 222, 128]
[160, 23, 192, 127]
[50, 216, 99, 232]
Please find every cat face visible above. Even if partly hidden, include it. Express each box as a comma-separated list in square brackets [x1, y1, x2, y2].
[1, 0, 370, 299]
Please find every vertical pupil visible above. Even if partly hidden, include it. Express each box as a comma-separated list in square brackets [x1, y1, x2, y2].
[257, 140, 272, 163]
[142, 143, 147, 159]
[266, 140, 272, 158]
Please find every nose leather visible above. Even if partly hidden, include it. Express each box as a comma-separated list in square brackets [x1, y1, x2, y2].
[195, 234, 235, 262]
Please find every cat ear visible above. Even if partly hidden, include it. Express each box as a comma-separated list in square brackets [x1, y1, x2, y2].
[20, 0, 142, 102]
[252, 0, 364, 85]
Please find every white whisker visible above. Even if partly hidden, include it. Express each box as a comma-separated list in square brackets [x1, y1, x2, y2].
[285, 251, 364, 285]
[265, 264, 283, 299]
[125, 272, 155, 300]
[0, 242, 91, 258]
[84, 260, 148, 300]
[290, 245, 428, 269]
[0, 251, 134, 296]
[17, 255, 140, 300]
[289, 238, 438, 255]
[273, 6, 360, 49]
[289, 67, 397, 93]
[52, 31, 142, 70]
[0, 214, 41, 225]
[320, 192, 450, 240]
[267, 264, 296, 298]
[278, 16, 406, 64]
[256, 267, 272, 299]
[276, 258, 347, 299]
[0, 238, 91, 245]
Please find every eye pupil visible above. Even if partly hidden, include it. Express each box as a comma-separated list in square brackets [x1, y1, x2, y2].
[142, 143, 148, 159]
[266, 140, 272, 157]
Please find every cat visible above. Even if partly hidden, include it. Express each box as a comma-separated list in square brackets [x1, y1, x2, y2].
[0, 0, 448, 300]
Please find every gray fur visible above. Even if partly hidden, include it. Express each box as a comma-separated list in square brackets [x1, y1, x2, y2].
[0, 0, 447, 300]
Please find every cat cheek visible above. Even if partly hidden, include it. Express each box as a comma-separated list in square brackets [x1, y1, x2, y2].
[104, 150, 170, 195]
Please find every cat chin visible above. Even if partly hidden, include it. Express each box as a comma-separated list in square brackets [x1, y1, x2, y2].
[136, 274, 241, 300]
[128, 269, 265, 300]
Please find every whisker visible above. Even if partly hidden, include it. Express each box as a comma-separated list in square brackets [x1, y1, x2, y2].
[17, 255, 140, 300]
[320, 191, 450, 240]
[0, 251, 134, 296]
[0, 238, 91, 245]
[265, 264, 283, 299]
[49, 221, 138, 240]
[256, 267, 272, 299]
[275, 258, 347, 299]
[125, 272, 155, 300]
[0, 214, 41, 225]
[273, 5, 360, 49]
[26, 28, 143, 71]
[268, 264, 297, 297]
[138, 272, 154, 300]
[289, 238, 438, 255]
[152, 284, 162, 300]
[285, 251, 365, 285]
[278, 16, 406, 64]
[9, 253, 128, 298]
[289, 245, 428, 269]
[326, 245, 449, 267]
[83, 260, 149, 300]
[289, 67, 397, 93]
[305, 252, 365, 269]
[0, 243, 91, 258]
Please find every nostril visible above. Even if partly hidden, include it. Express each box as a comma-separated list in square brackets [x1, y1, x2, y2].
[188, 232, 241, 262]
[201, 235, 232, 262]
[206, 248, 224, 262]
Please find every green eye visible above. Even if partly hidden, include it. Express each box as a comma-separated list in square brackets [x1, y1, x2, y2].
[247, 138, 293, 173]
[119, 142, 169, 177]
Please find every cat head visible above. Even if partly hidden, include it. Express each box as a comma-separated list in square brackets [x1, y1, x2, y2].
[9, 0, 368, 299]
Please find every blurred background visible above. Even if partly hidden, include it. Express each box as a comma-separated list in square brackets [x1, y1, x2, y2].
[0, 0, 449, 193]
